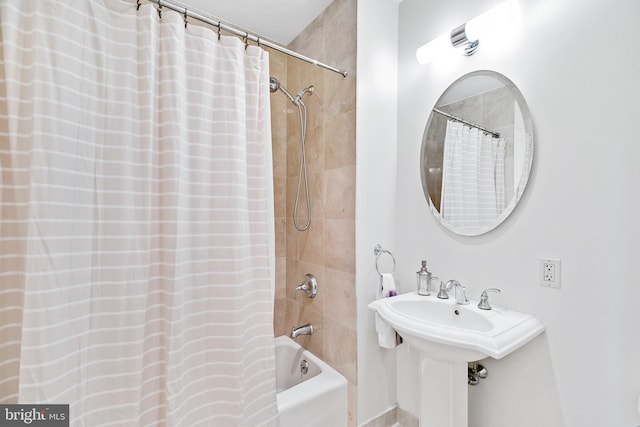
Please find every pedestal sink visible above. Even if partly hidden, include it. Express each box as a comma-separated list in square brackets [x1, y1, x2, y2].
[368, 291, 544, 427]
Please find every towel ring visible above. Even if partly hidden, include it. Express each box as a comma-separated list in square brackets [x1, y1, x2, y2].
[374, 244, 396, 277]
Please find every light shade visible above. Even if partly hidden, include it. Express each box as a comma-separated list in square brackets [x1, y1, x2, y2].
[466, 1, 516, 43]
[415, 33, 453, 65]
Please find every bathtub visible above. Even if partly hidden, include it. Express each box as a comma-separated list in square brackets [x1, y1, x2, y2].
[274, 335, 348, 427]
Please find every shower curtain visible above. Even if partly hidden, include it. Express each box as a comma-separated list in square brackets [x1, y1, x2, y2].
[0, 1, 278, 426]
[441, 120, 507, 233]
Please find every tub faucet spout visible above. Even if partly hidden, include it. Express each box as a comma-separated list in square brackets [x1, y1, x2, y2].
[291, 323, 314, 339]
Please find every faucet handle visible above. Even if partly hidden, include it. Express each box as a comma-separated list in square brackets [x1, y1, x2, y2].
[295, 274, 318, 298]
[477, 288, 501, 310]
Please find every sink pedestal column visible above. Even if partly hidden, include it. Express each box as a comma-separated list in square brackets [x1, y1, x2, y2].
[419, 355, 468, 427]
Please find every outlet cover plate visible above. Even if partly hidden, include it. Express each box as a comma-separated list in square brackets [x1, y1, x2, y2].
[540, 259, 561, 288]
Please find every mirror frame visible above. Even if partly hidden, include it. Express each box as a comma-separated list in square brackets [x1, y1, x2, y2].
[420, 70, 534, 236]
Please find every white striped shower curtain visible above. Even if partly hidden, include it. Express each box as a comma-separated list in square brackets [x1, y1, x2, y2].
[0, 1, 278, 425]
[441, 120, 507, 234]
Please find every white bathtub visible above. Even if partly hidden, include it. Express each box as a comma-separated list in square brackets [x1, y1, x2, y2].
[274, 335, 348, 427]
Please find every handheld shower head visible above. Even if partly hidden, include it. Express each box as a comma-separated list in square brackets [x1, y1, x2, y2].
[270, 77, 315, 106]
[294, 86, 314, 105]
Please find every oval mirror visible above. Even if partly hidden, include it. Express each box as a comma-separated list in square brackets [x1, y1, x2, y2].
[420, 70, 534, 236]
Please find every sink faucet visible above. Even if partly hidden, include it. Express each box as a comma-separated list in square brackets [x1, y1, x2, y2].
[291, 323, 314, 339]
[445, 280, 470, 305]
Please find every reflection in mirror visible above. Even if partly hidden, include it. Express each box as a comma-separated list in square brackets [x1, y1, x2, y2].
[420, 70, 533, 236]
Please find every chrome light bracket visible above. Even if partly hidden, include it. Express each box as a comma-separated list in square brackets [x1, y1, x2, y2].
[450, 23, 479, 56]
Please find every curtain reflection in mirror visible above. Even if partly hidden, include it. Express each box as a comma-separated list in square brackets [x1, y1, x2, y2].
[440, 120, 506, 232]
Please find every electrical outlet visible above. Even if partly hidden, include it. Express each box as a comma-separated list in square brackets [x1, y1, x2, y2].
[540, 259, 561, 288]
[544, 263, 555, 282]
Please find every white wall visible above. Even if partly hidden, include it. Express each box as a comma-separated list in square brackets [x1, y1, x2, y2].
[390, 0, 640, 426]
[358, 0, 640, 425]
[355, 0, 400, 424]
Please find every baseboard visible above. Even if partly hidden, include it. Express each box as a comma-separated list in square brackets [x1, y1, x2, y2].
[359, 406, 418, 427]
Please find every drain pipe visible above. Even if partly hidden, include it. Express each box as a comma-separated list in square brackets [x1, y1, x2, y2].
[468, 362, 488, 385]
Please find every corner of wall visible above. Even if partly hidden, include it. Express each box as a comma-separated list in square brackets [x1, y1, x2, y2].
[355, 0, 400, 424]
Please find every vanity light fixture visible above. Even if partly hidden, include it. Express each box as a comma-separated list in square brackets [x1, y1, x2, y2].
[416, 0, 519, 65]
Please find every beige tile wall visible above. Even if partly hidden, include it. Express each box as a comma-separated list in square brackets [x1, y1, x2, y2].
[269, 0, 357, 425]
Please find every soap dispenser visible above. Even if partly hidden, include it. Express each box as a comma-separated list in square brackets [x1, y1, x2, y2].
[416, 260, 431, 296]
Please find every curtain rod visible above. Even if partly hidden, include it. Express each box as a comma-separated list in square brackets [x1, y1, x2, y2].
[432, 108, 500, 138]
[143, 0, 348, 77]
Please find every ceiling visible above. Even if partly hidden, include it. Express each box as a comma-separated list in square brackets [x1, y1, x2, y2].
[175, 0, 334, 45]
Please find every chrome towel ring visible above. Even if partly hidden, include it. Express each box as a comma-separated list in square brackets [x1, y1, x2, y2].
[374, 244, 396, 277]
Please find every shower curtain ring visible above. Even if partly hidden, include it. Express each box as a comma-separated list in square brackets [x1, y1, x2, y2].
[244, 32, 249, 50]
[217, 21, 221, 40]
[184, 9, 188, 28]
[157, 1, 162, 19]
[136, 0, 141, 11]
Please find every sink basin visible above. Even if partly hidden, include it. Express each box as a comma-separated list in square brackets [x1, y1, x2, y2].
[368, 291, 544, 362]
